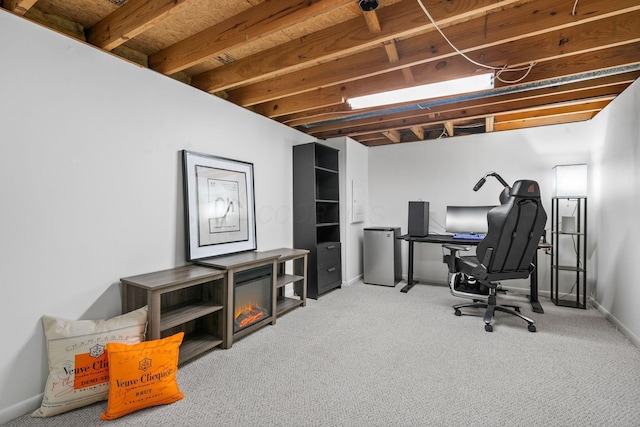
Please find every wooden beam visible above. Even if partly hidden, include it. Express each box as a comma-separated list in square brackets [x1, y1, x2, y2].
[308, 82, 622, 136]
[112, 44, 149, 67]
[308, 93, 617, 139]
[337, 97, 612, 139]
[254, 41, 640, 118]
[225, 2, 640, 106]
[401, 68, 416, 84]
[4, 0, 37, 16]
[274, 70, 628, 129]
[384, 40, 415, 83]
[17, 7, 86, 40]
[87, 0, 191, 51]
[358, 125, 442, 145]
[486, 116, 495, 132]
[191, 0, 525, 93]
[149, 0, 354, 75]
[444, 122, 454, 137]
[383, 40, 415, 84]
[383, 129, 402, 143]
[301, 83, 628, 137]
[360, 137, 394, 147]
[383, 40, 399, 62]
[18, 7, 152, 67]
[410, 126, 425, 140]
[495, 111, 598, 131]
[494, 100, 608, 122]
[282, 81, 626, 132]
[363, 9, 381, 33]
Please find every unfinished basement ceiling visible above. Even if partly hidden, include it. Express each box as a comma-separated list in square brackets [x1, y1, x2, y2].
[4, 0, 640, 146]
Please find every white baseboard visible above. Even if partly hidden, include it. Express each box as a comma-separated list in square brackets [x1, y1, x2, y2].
[590, 298, 640, 348]
[345, 274, 362, 286]
[0, 393, 42, 424]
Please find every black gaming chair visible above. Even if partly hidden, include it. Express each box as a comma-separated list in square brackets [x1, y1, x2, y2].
[443, 180, 547, 332]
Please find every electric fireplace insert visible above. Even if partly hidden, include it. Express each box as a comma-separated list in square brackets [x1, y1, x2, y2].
[233, 264, 273, 334]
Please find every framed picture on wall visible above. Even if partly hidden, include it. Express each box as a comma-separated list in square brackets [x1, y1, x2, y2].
[182, 150, 256, 260]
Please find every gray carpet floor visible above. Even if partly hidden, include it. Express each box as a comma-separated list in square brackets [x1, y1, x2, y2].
[5, 281, 640, 426]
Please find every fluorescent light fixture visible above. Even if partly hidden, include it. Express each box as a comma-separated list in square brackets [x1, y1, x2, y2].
[553, 164, 588, 197]
[347, 73, 494, 109]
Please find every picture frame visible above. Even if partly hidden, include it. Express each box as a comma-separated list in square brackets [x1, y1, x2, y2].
[182, 150, 257, 260]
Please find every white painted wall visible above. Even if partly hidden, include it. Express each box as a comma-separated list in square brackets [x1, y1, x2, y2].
[366, 79, 640, 346]
[589, 78, 640, 346]
[0, 11, 311, 422]
[367, 119, 594, 291]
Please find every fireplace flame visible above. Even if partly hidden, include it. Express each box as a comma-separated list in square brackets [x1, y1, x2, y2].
[234, 304, 267, 329]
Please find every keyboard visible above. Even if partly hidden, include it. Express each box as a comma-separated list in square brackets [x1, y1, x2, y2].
[453, 233, 486, 240]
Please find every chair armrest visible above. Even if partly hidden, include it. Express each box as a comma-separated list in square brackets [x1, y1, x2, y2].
[443, 244, 471, 252]
[442, 244, 471, 273]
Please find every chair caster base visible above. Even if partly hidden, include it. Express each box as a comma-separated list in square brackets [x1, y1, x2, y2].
[453, 302, 537, 332]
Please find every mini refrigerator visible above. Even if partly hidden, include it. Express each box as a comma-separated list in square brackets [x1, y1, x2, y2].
[363, 227, 401, 286]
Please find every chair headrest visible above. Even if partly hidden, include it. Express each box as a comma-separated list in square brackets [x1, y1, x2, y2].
[499, 187, 510, 204]
[509, 180, 541, 198]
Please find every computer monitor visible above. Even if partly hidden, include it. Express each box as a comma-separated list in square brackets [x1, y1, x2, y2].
[445, 205, 496, 234]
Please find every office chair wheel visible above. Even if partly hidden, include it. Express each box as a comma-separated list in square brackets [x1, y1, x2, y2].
[454, 309, 462, 316]
[528, 324, 536, 332]
[484, 324, 493, 332]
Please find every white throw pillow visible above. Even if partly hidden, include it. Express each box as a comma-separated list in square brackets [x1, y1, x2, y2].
[31, 306, 148, 417]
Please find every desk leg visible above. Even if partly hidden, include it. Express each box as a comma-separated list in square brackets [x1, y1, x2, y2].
[529, 251, 544, 313]
[400, 240, 417, 293]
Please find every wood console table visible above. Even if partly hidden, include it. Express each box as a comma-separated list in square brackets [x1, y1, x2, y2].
[121, 248, 309, 361]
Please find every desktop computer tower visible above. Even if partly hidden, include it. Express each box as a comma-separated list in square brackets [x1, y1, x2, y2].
[408, 201, 429, 236]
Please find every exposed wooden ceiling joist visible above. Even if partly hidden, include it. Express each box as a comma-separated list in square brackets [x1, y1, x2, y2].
[87, 0, 191, 51]
[292, 71, 638, 132]
[257, 41, 640, 121]
[306, 87, 623, 139]
[4, 0, 37, 16]
[149, 0, 355, 75]
[3, 0, 639, 146]
[228, 4, 640, 107]
[192, 0, 524, 94]
[383, 129, 402, 143]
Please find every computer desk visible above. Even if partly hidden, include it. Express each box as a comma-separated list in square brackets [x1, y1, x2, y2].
[398, 234, 549, 313]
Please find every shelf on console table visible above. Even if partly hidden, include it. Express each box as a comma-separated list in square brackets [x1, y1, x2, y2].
[259, 248, 309, 317]
[120, 265, 227, 365]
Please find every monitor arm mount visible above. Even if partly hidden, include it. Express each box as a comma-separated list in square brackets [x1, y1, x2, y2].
[473, 171, 511, 204]
[473, 171, 509, 191]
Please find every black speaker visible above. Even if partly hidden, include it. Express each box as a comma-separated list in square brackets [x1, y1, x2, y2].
[408, 201, 429, 236]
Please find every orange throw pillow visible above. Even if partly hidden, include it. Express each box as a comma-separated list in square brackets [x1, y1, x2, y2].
[101, 332, 184, 420]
